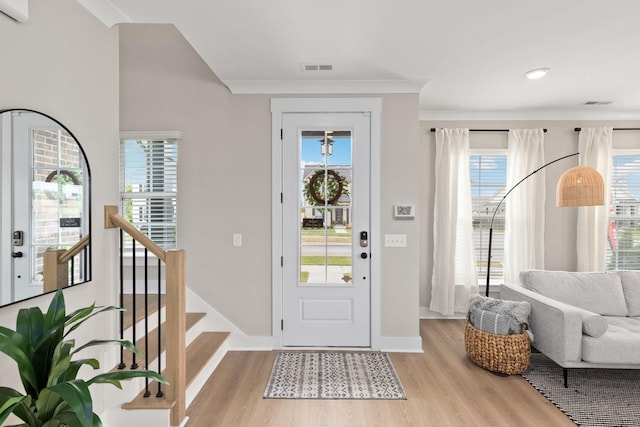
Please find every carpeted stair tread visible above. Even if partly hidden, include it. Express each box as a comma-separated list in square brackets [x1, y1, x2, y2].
[122, 332, 230, 410]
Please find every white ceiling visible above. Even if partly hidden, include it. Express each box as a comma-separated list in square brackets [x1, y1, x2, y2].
[78, 0, 640, 120]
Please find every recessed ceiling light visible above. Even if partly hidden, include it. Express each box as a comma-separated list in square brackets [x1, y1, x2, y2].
[524, 68, 550, 80]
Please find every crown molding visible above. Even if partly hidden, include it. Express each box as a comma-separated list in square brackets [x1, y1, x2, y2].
[0, 0, 28, 22]
[76, 0, 131, 27]
[420, 109, 640, 121]
[225, 79, 428, 95]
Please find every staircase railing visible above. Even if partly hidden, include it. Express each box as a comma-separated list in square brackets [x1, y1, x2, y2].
[104, 205, 186, 426]
[43, 234, 90, 292]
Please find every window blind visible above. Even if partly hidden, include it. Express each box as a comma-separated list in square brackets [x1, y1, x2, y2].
[470, 153, 508, 285]
[120, 138, 178, 250]
[607, 154, 640, 270]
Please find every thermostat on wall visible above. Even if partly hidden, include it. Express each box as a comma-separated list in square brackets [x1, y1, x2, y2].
[393, 204, 415, 219]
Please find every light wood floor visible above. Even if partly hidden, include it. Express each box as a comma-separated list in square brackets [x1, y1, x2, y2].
[186, 319, 574, 427]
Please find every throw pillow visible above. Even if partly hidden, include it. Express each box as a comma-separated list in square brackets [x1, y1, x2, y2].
[469, 308, 511, 335]
[580, 311, 608, 338]
[469, 295, 531, 335]
[519, 270, 628, 316]
[617, 271, 640, 317]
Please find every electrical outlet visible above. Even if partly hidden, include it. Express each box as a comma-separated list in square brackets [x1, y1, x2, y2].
[384, 234, 407, 247]
[233, 233, 242, 247]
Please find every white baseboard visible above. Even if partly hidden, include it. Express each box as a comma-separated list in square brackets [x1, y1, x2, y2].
[379, 336, 423, 353]
[186, 288, 273, 350]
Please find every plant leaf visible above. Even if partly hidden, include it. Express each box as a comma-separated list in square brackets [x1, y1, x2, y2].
[43, 380, 93, 427]
[47, 410, 103, 427]
[65, 359, 100, 382]
[63, 306, 123, 339]
[47, 346, 73, 388]
[88, 369, 168, 387]
[16, 307, 44, 348]
[0, 395, 27, 423]
[44, 290, 66, 331]
[0, 387, 35, 426]
[0, 326, 38, 393]
[35, 388, 62, 422]
[61, 305, 95, 335]
[72, 339, 141, 357]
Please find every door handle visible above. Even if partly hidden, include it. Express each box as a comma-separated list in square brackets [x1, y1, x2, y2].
[11, 251, 23, 258]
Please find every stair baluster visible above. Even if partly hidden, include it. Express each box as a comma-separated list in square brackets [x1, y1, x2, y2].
[143, 248, 151, 398]
[156, 257, 164, 398]
[131, 239, 138, 369]
[118, 229, 126, 370]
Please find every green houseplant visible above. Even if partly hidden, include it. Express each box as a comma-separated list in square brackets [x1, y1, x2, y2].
[0, 289, 167, 427]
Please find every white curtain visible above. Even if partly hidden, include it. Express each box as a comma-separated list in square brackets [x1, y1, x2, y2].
[577, 127, 612, 271]
[504, 129, 546, 285]
[431, 128, 478, 316]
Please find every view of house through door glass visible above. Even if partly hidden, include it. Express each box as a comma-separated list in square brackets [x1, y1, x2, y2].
[300, 130, 353, 285]
[282, 113, 370, 347]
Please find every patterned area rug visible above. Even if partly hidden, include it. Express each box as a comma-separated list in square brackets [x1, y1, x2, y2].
[263, 352, 406, 400]
[523, 353, 640, 426]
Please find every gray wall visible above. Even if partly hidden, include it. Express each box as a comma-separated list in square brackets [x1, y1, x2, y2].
[0, 0, 120, 409]
[419, 120, 640, 314]
[119, 24, 421, 340]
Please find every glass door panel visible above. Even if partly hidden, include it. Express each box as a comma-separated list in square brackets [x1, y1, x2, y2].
[299, 130, 352, 286]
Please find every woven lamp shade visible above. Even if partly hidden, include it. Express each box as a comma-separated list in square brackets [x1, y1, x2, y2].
[556, 166, 604, 207]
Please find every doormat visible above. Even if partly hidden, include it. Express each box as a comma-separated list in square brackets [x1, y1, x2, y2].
[263, 352, 406, 400]
[522, 353, 640, 426]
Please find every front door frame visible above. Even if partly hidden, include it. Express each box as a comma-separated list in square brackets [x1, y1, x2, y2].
[271, 98, 382, 350]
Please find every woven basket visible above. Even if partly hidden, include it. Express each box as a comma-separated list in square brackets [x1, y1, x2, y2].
[464, 321, 531, 375]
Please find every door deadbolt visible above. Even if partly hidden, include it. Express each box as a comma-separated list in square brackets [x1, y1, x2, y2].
[360, 231, 368, 248]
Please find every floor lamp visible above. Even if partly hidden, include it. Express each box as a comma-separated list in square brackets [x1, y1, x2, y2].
[484, 152, 605, 296]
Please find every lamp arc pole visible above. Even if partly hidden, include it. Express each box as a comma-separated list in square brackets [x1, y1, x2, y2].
[484, 152, 579, 296]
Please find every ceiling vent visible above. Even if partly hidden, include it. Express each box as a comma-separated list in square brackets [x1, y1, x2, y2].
[302, 64, 334, 72]
[583, 101, 612, 106]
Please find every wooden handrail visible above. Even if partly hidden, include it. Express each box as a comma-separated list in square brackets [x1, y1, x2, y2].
[43, 234, 91, 292]
[104, 205, 186, 426]
[104, 205, 167, 262]
[58, 234, 90, 264]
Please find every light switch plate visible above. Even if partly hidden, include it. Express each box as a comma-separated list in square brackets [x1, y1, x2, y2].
[385, 234, 407, 247]
[233, 233, 242, 247]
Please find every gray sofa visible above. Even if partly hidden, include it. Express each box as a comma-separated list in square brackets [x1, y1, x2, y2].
[500, 270, 640, 387]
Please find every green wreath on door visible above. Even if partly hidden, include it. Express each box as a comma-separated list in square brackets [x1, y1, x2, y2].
[304, 169, 347, 206]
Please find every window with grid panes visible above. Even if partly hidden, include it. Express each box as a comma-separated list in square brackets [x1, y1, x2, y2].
[120, 137, 178, 250]
[607, 152, 640, 270]
[470, 151, 508, 287]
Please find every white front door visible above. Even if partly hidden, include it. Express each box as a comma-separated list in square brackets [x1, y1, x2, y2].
[9, 111, 38, 301]
[281, 112, 371, 347]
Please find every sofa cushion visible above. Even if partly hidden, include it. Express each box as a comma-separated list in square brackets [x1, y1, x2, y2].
[519, 270, 628, 316]
[617, 271, 640, 317]
[582, 317, 640, 364]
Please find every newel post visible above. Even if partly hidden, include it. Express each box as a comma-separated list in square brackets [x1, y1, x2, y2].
[43, 249, 67, 292]
[165, 249, 187, 426]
